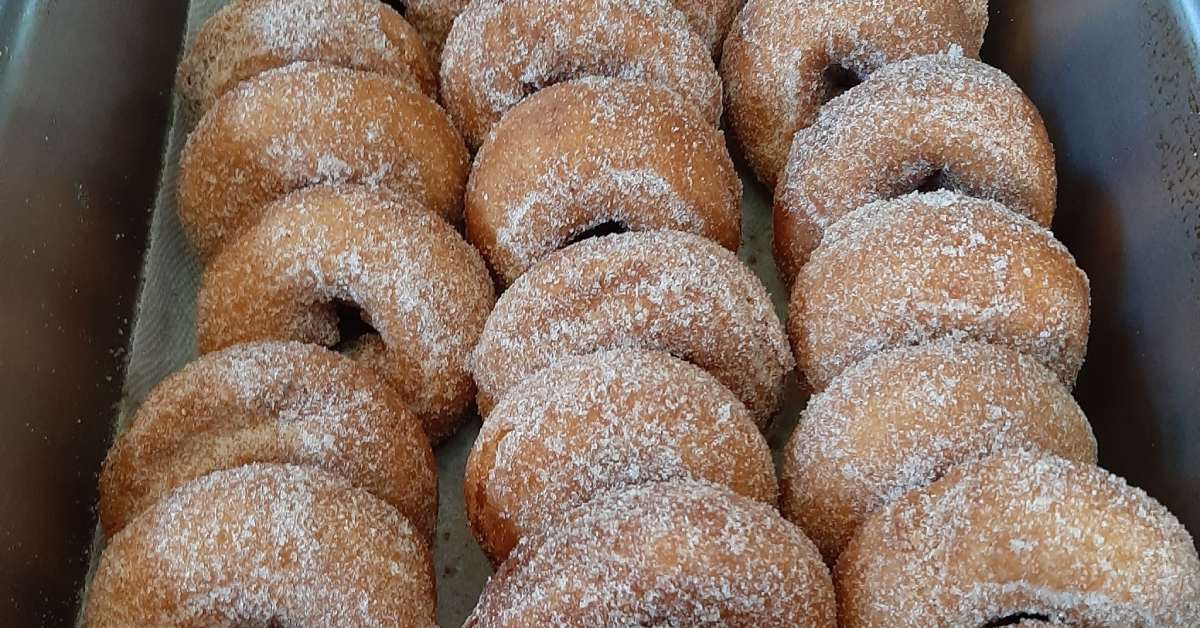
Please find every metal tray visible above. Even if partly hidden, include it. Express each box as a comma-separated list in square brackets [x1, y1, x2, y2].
[1, 1, 1198, 625]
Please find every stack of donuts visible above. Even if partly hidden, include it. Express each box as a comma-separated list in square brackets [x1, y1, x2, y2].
[82, 0, 1200, 626]
[85, 0, 495, 625]
[723, 0, 1200, 625]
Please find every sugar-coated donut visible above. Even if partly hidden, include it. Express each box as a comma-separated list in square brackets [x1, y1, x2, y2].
[788, 191, 1089, 391]
[98, 341, 437, 541]
[466, 481, 836, 626]
[177, 0, 437, 120]
[470, 230, 793, 425]
[466, 77, 741, 285]
[197, 184, 494, 444]
[722, 0, 986, 189]
[465, 349, 776, 564]
[84, 464, 437, 627]
[781, 340, 1096, 562]
[837, 450, 1200, 626]
[178, 62, 467, 260]
[440, 0, 722, 150]
[773, 54, 1056, 279]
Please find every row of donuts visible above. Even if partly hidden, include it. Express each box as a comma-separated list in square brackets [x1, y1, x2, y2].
[177, 0, 507, 443]
[731, 1, 1200, 625]
[86, 0, 488, 624]
[433, 0, 848, 624]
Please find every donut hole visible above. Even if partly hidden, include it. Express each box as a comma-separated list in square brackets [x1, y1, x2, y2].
[566, 220, 629, 246]
[821, 63, 863, 101]
[982, 612, 1053, 626]
[331, 299, 380, 353]
[915, 168, 950, 193]
[518, 66, 615, 99]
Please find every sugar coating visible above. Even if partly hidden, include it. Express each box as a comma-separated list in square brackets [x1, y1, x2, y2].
[466, 481, 837, 626]
[837, 450, 1200, 626]
[440, 0, 722, 149]
[402, 0, 737, 62]
[98, 341, 437, 541]
[470, 230, 793, 425]
[177, 0, 437, 120]
[196, 184, 495, 444]
[781, 339, 1096, 561]
[668, 0, 744, 57]
[721, 0, 987, 187]
[466, 349, 777, 563]
[85, 464, 437, 627]
[789, 190, 1090, 390]
[177, 62, 468, 260]
[466, 76, 742, 285]
[773, 54, 1057, 279]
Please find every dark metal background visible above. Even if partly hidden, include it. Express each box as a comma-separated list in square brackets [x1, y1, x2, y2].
[981, 0, 1200, 536]
[0, 1, 186, 625]
[0, 0, 1197, 626]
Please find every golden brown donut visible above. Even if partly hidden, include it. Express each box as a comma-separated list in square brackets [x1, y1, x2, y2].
[469, 230, 793, 426]
[836, 450, 1200, 626]
[466, 481, 836, 626]
[177, 62, 467, 260]
[721, 0, 987, 188]
[466, 77, 742, 285]
[98, 341, 437, 541]
[788, 191, 1090, 391]
[196, 184, 495, 444]
[177, 0, 437, 120]
[465, 349, 776, 564]
[773, 54, 1057, 280]
[781, 340, 1096, 562]
[440, 0, 722, 150]
[84, 464, 437, 627]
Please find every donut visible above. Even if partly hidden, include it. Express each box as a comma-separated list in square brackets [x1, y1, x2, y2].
[465, 349, 776, 564]
[780, 340, 1096, 562]
[788, 191, 1090, 391]
[469, 230, 793, 425]
[84, 464, 437, 627]
[177, 0, 437, 121]
[466, 77, 742, 285]
[440, 0, 722, 150]
[177, 62, 467, 260]
[721, 0, 987, 188]
[836, 450, 1200, 626]
[98, 341, 437, 541]
[196, 184, 495, 444]
[466, 481, 836, 626]
[773, 54, 1057, 280]
[392, 0, 740, 62]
